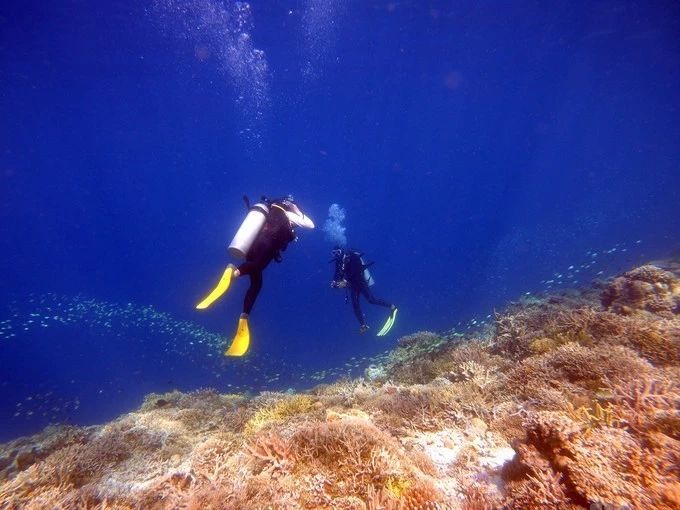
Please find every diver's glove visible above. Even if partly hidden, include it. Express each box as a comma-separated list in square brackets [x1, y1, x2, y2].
[331, 279, 348, 289]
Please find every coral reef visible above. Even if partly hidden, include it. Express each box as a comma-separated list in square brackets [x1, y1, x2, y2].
[601, 265, 680, 317]
[1, 261, 678, 509]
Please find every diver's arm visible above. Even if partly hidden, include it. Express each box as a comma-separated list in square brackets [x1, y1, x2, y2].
[331, 255, 348, 285]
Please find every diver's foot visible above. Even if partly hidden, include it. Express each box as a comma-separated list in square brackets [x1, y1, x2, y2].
[359, 324, 370, 334]
[377, 307, 398, 337]
[233, 268, 241, 278]
[196, 264, 237, 310]
[225, 313, 250, 356]
[390, 304, 397, 311]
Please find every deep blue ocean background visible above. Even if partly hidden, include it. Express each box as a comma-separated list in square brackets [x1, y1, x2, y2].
[1, 0, 678, 442]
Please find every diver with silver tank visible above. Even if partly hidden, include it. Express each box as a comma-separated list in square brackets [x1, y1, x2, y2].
[196, 195, 314, 356]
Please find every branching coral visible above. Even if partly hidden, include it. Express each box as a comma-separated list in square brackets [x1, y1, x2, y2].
[190, 435, 240, 483]
[504, 403, 680, 510]
[620, 318, 680, 365]
[245, 432, 293, 478]
[612, 376, 680, 436]
[381, 332, 451, 384]
[397, 332, 446, 350]
[566, 427, 655, 508]
[493, 273, 679, 367]
[284, 416, 448, 508]
[244, 394, 317, 435]
[449, 361, 501, 390]
[313, 378, 376, 407]
[369, 386, 446, 432]
[0, 424, 92, 483]
[505, 342, 655, 413]
[564, 401, 620, 431]
[366, 480, 450, 510]
[290, 418, 403, 486]
[399, 480, 448, 509]
[385, 476, 412, 499]
[460, 481, 500, 510]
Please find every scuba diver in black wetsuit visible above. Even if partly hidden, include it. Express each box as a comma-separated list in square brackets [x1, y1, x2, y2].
[233, 199, 297, 315]
[330, 247, 398, 336]
[196, 195, 315, 356]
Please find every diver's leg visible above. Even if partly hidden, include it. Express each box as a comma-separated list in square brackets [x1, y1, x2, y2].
[225, 276, 259, 357]
[351, 287, 369, 333]
[243, 270, 263, 315]
[224, 242, 274, 357]
[237, 239, 275, 278]
[360, 283, 392, 308]
[351, 288, 366, 325]
[195, 263, 237, 310]
[236, 259, 262, 277]
[364, 283, 398, 337]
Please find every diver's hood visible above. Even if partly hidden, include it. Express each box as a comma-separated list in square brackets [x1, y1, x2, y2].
[280, 200, 315, 229]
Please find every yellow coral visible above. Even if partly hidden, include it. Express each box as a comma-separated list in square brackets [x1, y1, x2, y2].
[565, 401, 620, 431]
[244, 395, 316, 435]
[528, 337, 557, 354]
[385, 476, 411, 499]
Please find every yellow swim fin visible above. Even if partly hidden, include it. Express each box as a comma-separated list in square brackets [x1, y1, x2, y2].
[377, 307, 398, 337]
[196, 264, 235, 310]
[225, 313, 250, 356]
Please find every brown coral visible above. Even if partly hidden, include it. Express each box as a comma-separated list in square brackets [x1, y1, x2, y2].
[245, 431, 293, 477]
[601, 264, 680, 318]
[504, 403, 680, 510]
[505, 342, 654, 412]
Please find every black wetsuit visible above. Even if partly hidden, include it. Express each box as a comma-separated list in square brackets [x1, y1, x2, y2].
[238, 205, 296, 315]
[334, 250, 392, 327]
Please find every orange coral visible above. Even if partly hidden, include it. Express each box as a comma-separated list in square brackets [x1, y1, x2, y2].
[245, 431, 293, 478]
[505, 468, 573, 510]
[400, 480, 446, 509]
[612, 376, 680, 435]
[460, 481, 500, 510]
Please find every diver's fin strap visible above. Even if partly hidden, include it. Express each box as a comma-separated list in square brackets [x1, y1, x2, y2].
[196, 265, 235, 310]
[377, 308, 398, 337]
[225, 315, 250, 356]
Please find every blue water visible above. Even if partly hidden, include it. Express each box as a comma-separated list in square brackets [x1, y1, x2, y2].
[1, 0, 678, 441]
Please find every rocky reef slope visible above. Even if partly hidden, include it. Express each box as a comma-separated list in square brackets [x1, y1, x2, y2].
[1, 261, 678, 509]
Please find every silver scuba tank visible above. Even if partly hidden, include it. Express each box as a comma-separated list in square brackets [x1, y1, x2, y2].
[228, 203, 269, 259]
[360, 257, 375, 286]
